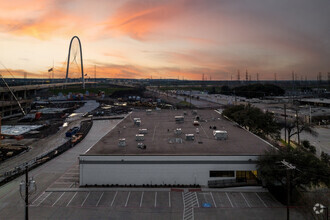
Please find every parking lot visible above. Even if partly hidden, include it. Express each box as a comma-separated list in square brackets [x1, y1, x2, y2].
[31, 189, 281, 210]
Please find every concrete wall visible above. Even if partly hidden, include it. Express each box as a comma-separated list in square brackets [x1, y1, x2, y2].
[79, 155, 258, 186]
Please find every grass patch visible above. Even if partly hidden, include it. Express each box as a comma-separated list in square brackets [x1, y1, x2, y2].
[177, 101, 194, 108]
[50, 86, 133, 96]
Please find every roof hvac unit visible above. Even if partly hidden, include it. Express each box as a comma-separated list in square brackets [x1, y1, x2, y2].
[192, 110, 197, 115]
[175, 116, 184, 123]
[193, 120, 200, 126]
[134, 118, 141, 126]
[213, 130, 228, 140]
[118, 138, 126, 147]
[185, 134, 195, 141]
[146, 109, 152, 115]
[136, 134, 145, 141]
[137, 142, 146, 149]
[174, 128, 182, 135]
[139, 128, 148, 134]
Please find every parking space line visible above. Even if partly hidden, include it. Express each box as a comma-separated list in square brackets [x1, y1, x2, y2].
[31, 192, 45, 205]
[169, 192, 171, 207]
[96, 192, 104, 207]
[110, 191, 117, 207]
[154, 192, 157, 207]
[52, 192, 65, 207]
[125, 192, 131, 207]
[255, 193, 267, 207]
[241, 193, 250, 208]
[81, 192, 90, 207]
[225, 193, 234, 208]
[37, 192, 52, 207]
[195, 192, 199, 208]
[210, 192, 216, 208]
[66, 192, 77, 207]
[140, 192, 144, 207]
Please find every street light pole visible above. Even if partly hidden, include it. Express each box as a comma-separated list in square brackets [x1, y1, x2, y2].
[19, 166, 36, 220]
[25, 166, 28, 220]
[281, 160, 296, 220]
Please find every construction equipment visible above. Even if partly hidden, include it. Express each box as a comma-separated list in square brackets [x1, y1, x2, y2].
[0, 74, 26, 115]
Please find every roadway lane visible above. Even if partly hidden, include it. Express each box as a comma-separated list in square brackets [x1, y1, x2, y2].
[0, 118, 123, 219]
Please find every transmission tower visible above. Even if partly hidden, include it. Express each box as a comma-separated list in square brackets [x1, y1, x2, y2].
[237, 70, 240, 81]
[245, 69, 248, 82]
[256, 73, 259, 81]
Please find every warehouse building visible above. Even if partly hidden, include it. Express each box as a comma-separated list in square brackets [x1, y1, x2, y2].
[79, 109, 275, 187]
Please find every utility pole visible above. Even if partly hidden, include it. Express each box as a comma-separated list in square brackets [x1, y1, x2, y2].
[284, 104, 287, 144]
[295, 109, 300, 145]
[280, 160, 296, 220]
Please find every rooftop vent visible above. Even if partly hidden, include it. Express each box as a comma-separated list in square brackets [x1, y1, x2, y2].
[136, 134, 145, 141]
[137, 142, 146, 149]
[118, 138, 126, 147]
[146, 109, 152, 115]
[185, 134, 195, 141]
[174, 128, 182, 135]
[193, 121, 200, 126]
[168, 138, 183, 144]
[175, 116, 184, 123]
[213, 130, 228, 140]
[134, 118, 141, 126]
[139, 128, 148, 134]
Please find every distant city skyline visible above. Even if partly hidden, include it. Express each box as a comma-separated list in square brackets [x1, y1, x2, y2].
[0, 0, 329, 80]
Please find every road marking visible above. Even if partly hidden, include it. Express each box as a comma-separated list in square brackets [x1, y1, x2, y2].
[152, 123, 158, 141]
[125, 192, 131, 207]
[66, 192, 77, 207]
[96, 192, 104, 207]
[195, 192, 199, 208]
[154, 192, 157, 207]
[140, 192, 144, 207]
[110, 191, 117, 207]
[37, 192, 52, 207]
[225, 192, 234, 208]
[81, 192, 90, 207]
[256, 193, 267, 207]
[210, 192, 217, 208]
[52, 192, 65, 207]
[31, 192, 45, 205]
[169, 192, 171, 207]
[200, 124, 209, 138]
[241, 193, 250, 207]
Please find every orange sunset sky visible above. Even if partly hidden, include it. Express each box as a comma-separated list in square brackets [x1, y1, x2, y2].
[0, 0, 329, 80]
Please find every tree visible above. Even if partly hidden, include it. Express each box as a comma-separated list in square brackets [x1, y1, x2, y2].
[285, 115, 317, 145]
[301, 140, 316, 154]
[223, 104, 280, 139]
[257, 148, 330, 189]
[321, 152, 330, 165]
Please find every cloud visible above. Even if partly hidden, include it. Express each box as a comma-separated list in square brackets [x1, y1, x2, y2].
[104, 0, 215, 41]
[0, 69, 41, 78]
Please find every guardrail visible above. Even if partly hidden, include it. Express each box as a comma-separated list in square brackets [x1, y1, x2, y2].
[0, 120, 93, 186]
